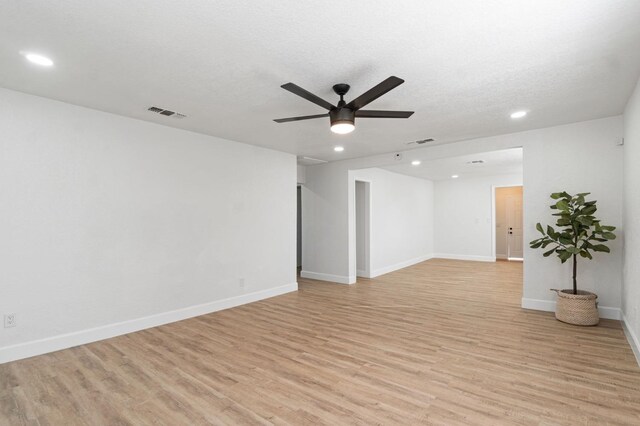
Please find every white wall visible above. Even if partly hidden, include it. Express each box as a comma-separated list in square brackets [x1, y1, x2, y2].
[301, 161, 351, 283]
[521, 117, 623, 316]
[623, 76, 640, 361]
[350, 168, 434, 279]
[0, 88, 297, 363]
[355, 181, 369, 276]
[434, 174, 522, 261]
[297, 165, 306, 184]
[303, 116, 624, 317]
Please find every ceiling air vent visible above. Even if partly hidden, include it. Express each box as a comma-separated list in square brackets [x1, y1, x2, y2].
[467, 160, 485, 164]
[147, 106, 187, 119]
[406, 138, 435, 145]
[297, 156, 328, 166]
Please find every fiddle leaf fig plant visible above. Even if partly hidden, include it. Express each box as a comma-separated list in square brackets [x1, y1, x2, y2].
[529, 192, 616, 295]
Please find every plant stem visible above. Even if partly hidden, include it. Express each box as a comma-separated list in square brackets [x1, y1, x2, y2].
[572, 254, 577, 295]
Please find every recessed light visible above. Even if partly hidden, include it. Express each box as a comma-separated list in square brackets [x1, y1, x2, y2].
[411, 160, 421, 166]
[334, 146, 344, 152]
[21, 52, 54, 67]
[510, 110, 527, 119]
[451, 174, 459, 179]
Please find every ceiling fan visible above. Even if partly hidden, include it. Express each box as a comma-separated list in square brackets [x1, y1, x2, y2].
[274, 76, 414, 134]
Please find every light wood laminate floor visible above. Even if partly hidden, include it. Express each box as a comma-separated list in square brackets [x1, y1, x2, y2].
[1, 259, 639, 425]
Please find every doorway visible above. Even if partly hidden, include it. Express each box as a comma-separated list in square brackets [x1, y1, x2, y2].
[494, 186, 523, 260]
[355, 180, 371, 277]
[297, 185, 302, 272]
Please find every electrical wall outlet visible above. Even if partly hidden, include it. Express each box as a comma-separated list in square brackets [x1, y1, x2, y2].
[4, 313, 16, 328]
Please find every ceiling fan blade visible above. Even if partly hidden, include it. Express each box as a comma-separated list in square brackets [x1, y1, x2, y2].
[345, 76, 405, 110]
[274, 113, 328, 123]
[281, 83, 335, 110]
[356, 110, 414, 118]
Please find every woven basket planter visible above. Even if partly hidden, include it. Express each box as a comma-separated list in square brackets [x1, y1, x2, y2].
[552, 289, 599, 326]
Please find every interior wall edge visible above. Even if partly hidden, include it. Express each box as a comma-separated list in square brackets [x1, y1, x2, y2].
[299, 271, 353, 285]
[622, 311, 640, 367]
[0, 282, 298, 365]
[433, 254, 497, 262]
[521, 297, 621, 320]
[369, 254, 434, 278]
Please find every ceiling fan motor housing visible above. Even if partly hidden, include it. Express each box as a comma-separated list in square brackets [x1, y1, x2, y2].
[329, 107, 355, 127]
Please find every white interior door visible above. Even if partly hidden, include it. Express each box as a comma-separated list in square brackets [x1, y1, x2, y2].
[506, 194, 523, 259]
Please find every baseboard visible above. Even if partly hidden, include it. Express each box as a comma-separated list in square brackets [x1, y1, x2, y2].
[521, 297, 621, 320]
[369, 254, 433, 278]
[496, 254, 508, 260]
[622, 312, 640, 367]
[356, 269, 368, 278]
[300, 270, 352, 284]
[0, 282, 298, 365]
[433, 253, 496, 262]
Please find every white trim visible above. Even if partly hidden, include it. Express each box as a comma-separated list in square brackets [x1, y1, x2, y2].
[507, 257, 524, 262]
[300, 270, 353, 284]
[0, 283, 298, 364]
[521, 297, 621, 320]
[369, 254, 434, 278]
[622, 312, 640, 367]
[434, 253, 496, 262]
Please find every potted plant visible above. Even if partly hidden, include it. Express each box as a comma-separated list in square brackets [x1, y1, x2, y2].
[530, 192, 616, 325]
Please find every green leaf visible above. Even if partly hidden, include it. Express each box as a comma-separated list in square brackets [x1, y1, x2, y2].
[602, 232, 616, 240]
[536, 223, 544, 234]
[543, 248, 556, 257]
[556, 200, 570, 211]
[576, 192, 591, 197]
[566, 247, 581, 254]
[592, 244, 610, 253]
[601, 225, 616, 231]
[547, 225, 555, 236]
[582, 205, 597, 215]
[558, 250, 572, 262]
[556, 218, 571, 226]
[530, 241, 543, 249]
[577, 217, 593, 227]
[550, 192, 563, 200]
[558, 236, 572, 245]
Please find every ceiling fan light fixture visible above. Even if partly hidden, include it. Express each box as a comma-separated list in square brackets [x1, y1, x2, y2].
[331, 121, 355, 134]
[329, 107, 355, 134]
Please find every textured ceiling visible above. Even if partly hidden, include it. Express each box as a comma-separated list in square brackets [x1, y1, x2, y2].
[1, 1, 640, 161]
[382, 148, 523, 181]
